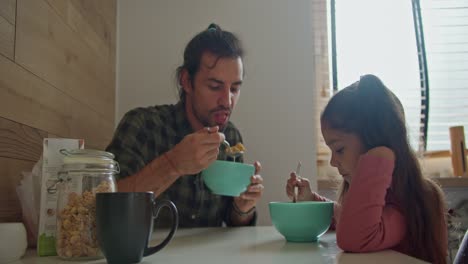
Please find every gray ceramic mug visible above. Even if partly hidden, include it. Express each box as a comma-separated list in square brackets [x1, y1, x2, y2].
[96, 192, 178, 264]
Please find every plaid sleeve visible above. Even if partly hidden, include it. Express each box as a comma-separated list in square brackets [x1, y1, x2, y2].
[105, 109, 148, 180]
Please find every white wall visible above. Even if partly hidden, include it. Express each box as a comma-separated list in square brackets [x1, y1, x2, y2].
[117, 0, 318, 225]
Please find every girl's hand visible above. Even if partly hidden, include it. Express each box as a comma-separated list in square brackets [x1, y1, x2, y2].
[286, 172, 315, 201]
[366, 146, 395, 161]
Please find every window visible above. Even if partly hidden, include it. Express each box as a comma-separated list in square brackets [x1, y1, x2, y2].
[416, 0, 468, 151]
[331, 0, 422, 150]
[327, 0, 468, 152]
[316, 0, 468, 179]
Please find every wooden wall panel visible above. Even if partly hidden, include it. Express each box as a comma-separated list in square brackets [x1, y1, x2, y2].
[46, 0, 116, 67]
[73, 0, 117, 67]
[0, 0, 15, 60]
[0, 117, 46, 162]
[0, 0, 116, 223]
[0, 118, 45, 221]
[0, 117, 71, 222]
[15, 0, 115, 121]
[0, 157, 35, 222]
[0, 0, 16, 25]
[0, 55, 113, 149]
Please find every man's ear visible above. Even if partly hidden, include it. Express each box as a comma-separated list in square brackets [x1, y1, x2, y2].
[180, 69, 193, 95]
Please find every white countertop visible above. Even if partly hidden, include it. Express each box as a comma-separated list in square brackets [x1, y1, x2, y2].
[14, 226, 427, 264]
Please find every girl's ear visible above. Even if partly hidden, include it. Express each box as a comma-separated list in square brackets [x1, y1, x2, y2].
[180, 69, 193, 95]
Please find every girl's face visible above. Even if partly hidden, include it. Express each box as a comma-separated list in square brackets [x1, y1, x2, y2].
[321, 123, 367, 183]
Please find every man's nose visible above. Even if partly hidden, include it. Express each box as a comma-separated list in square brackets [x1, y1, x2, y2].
[218, 87, 232, 107]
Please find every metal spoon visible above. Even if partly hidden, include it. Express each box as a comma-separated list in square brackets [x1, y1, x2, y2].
[293, 161, 302, 203]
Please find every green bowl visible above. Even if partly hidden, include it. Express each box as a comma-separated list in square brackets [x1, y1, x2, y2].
[269, 201, 334, 242]
[201, 160, 254, 197]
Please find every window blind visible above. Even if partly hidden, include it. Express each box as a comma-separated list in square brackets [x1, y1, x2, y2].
[418, 0, 468, 151]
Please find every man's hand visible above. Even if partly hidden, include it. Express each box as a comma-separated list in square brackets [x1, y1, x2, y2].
[167, 126, 224, 176]
[234, 161, 264, 213]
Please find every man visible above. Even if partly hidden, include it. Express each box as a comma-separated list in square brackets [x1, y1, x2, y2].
[106, 24, 264, 227]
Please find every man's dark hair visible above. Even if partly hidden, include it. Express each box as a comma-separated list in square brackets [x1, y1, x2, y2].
[175, 23, 244, 101]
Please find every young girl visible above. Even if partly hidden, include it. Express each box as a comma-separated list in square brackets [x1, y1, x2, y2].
[287, 74, 448, 263]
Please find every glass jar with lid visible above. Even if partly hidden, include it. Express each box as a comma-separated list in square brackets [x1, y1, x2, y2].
[56, 149, 118, 260]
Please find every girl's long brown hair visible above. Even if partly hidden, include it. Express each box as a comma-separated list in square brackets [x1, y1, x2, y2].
[322, 74, 447, 264]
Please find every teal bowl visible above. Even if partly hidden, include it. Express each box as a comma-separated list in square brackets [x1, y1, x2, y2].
[269, 201, 334, 242]
[201, 160, 254, 197]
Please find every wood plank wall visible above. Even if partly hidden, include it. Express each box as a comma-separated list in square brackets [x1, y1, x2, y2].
[0, 0, 116, 222]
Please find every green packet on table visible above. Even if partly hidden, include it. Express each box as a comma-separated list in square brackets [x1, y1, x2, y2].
[37, 234, 56, 256]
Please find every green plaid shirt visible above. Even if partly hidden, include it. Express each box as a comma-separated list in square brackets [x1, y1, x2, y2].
[106, 101, 256, 227]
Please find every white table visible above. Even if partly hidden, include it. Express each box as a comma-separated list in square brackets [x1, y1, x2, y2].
[15, 226, 427, 264]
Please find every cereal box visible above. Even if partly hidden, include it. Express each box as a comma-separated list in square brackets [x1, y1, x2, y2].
[37, 138, 84, 256]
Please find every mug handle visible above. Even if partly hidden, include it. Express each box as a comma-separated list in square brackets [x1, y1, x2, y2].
[144, 199, 178, 256]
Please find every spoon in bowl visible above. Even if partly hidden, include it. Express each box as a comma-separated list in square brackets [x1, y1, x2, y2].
[293, 161, 302, 203]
